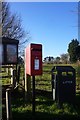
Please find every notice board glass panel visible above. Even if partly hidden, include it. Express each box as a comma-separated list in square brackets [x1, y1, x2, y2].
[0, 44, 4, 64]
[7, 44, 17, 63]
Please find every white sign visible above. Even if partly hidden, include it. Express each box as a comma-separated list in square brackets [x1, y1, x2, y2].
[34, 59, 39, 70]
[63, 81, 73, 84]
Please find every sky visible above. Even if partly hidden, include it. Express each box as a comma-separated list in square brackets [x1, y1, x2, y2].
[9, 2, 78, 59]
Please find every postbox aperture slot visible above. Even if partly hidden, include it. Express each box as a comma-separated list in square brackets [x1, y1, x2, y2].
[31, 48, 42, 51]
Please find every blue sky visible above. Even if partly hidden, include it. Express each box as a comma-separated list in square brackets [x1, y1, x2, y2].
[9, 2, 78, 59]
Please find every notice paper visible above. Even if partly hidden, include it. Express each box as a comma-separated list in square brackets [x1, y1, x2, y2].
[34, 59, 39, 70]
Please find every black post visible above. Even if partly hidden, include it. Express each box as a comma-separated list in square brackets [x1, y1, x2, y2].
[32, 76, 35, 115]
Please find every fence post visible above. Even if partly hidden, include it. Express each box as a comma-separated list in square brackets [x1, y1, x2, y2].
[27, 74, 31, 101]
[11, 69, 16, 88]
[13, 70, 16, 88]
[10, 68, 13, 85]
[17, 66, 21, 84]
[6, 88, 12, 120]
[6, 66, 9, 75]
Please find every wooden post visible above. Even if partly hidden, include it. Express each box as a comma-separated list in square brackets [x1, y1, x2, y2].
[16, 64, 17, 86]
[32, 76, 35, 115]
[17, 66, 21, 84]
[10, 68, 13, 85]
[25, 74, 31, 101]
[27, 74, 31, 101]
[25, 74, 27, 97]
[6, 88, 12, 120]
[6, 66, 9, 75]
[12, 70, 16, 88]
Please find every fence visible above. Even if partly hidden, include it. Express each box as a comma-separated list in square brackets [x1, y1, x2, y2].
[1, 65, 20, 120]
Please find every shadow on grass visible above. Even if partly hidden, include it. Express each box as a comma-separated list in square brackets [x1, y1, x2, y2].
[11, 89, 80, 120]
[2, 87, 80, 120]
[12, 110, 80, 120]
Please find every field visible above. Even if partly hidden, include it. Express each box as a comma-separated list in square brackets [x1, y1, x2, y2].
[2, 64, 80, 120]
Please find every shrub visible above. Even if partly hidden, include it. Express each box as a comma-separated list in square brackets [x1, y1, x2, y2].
[76, 65, 80, 77]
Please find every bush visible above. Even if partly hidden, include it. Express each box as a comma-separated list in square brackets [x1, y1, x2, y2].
[76, 65, 80, 77]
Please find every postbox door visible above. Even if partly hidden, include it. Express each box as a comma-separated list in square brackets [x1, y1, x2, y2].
[31, 51, 42, 75]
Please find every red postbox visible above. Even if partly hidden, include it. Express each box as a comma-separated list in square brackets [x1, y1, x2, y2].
[25, 43, 42, 76]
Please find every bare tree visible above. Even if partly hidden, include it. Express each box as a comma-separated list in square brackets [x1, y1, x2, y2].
[0, 2, 29, 45]
[60, 53, 69, 64]
[55, 57, 60, 64]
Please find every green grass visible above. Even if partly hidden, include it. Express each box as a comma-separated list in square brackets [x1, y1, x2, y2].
[35, 73, 51, 91]
[2, 64, 80, 119]
[11, 90, 80, 120]
[1, 64, 80, 85]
